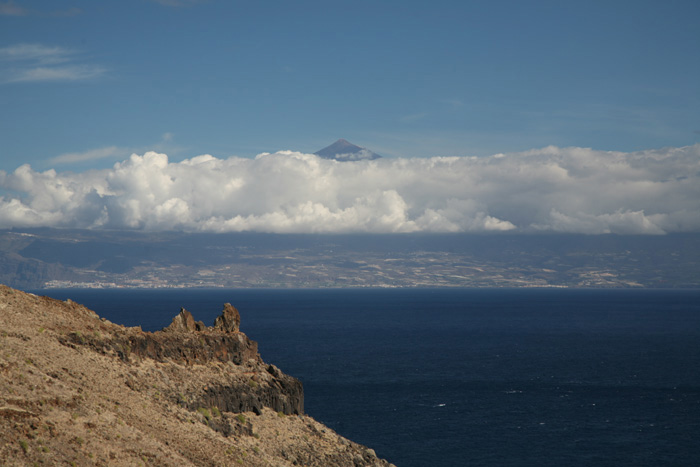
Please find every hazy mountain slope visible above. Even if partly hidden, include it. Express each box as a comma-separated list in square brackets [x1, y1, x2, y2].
[2, 229, 699, 289]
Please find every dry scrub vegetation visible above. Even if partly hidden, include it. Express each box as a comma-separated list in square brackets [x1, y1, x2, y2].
[0, 285, 392, 466]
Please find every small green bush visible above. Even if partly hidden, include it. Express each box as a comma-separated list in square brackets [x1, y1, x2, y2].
[236, 414, 246, 424]
[197, 407, 212, 422]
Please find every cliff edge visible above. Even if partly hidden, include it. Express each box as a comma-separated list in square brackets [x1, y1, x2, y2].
[0, 285, 393, 466]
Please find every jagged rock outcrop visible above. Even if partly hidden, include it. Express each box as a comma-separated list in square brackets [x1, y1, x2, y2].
[60, 301, 303, 416]
[0, 284, 394, 466]
[164, 307, 206, 332]
[214, 303, 241, 333]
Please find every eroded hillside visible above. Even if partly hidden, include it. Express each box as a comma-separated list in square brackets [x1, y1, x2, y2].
[0, 285, 392, 466]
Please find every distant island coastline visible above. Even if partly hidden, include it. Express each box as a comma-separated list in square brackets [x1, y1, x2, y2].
[1, 229, 698, 290]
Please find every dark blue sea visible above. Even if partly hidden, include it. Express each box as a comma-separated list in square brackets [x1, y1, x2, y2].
[34, 288, 700, 466]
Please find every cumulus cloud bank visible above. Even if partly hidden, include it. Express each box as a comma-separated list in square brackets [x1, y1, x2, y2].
[1, 145, 699, 234]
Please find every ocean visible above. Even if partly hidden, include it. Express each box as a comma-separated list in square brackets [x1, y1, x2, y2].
[34, 288, 700, 466]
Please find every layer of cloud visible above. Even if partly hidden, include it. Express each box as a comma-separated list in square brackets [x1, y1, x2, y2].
[46, 133, 183, 166]
[49, 146, 124, 165]
[1, 145, 699, 234]
[0, 43, 104, 83]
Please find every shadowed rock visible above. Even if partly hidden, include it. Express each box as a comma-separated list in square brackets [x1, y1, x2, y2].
[60, 302, 304, 416]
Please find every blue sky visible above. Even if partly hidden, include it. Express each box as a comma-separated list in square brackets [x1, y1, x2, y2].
[1, 0, 698, 172]
[1, 1, 699, 234]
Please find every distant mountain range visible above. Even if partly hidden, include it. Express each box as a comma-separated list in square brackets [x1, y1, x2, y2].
[314, 139, 382, 161]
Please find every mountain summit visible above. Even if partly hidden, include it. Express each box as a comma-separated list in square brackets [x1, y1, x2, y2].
[314, 139, 382, 161]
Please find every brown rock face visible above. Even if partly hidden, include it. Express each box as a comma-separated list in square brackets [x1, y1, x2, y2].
[213, 303, 241, 333]
[164, 307, 206, 332]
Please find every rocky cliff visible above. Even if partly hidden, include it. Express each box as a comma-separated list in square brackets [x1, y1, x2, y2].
[0, 285, 393, 466]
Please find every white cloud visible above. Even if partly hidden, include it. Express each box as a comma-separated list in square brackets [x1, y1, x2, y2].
[47, 133, 180, 166]
[0, 43, 73, 64]
[0, 43, 105, 83]
[9, 65, 106, 82]
[1, 144, 699, 234]
[49, 146, 124, 165]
